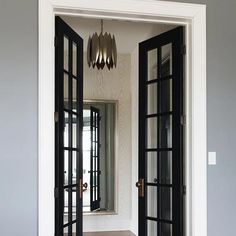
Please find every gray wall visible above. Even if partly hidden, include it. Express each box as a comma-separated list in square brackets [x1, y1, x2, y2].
[0, 0, 236, 235]
[0, 0, 38, 236]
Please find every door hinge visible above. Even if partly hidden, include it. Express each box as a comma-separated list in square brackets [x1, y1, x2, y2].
[182, 185, 186, 195]
[181, 44, 186, 55]
[54, 36, 59, 47]
[181, 115, 186, 126]
[54, 187, 59, 198]
[54, 111, 59, 123]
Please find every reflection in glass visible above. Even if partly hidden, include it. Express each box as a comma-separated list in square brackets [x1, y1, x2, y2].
[72, 191, 77, 217]
[64, 73, 69, 109]
[64, 188, 69, 224]
[147, 49, 158, 81]
[63, 227, 68, 235]
[64, 36, 69, 71]
[72, 151, 77, 184]
[147, 152, 157, 183]
[161, 43, 172, 77]
[160, 187, 172, 221]
[64, 112, 69, 147]
[160, 79, 172, 113]
[82, 102, 116, 213]
[159, 152, 172, 184]
[147, 117, 157, 149]
[72, 79, 77, 110]
[147, 186, 157, 218]
[64, 150, 68, 185]
[72, 114, 77, 148]
[147, 83, 158, 115]
[147, 220, 157, 236]
[159, 115, 172, 148]
[160, 223, 172, 236]
[73, 42, 77, 76]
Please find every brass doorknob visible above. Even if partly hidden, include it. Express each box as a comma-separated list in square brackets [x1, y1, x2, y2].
[136, 181, 141, 188]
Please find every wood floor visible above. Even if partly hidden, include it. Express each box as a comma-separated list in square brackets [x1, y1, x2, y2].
[83, 231, 135, 236]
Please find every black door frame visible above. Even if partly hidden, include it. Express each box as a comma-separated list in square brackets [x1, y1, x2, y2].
[55, 16, 83, 236]
[90, 106, 101, 211]
[138, 26, 184, 236]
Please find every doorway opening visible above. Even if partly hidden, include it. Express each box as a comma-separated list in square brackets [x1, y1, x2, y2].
[55, 15, 185, 235]
[38, 1, 207, 236]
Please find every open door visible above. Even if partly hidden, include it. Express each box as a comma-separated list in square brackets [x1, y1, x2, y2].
[137, 27, 184, 236]
[55, 16, 83, 236]
[90, 106, 101, 211]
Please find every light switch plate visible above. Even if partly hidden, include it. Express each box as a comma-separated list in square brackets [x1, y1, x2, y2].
[208, 152, 216, 165]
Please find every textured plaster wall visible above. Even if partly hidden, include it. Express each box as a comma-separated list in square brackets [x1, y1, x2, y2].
[83, 53, 132, 232]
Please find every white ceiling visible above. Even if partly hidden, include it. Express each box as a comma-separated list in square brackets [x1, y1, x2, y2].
[61, 16, 176, 53]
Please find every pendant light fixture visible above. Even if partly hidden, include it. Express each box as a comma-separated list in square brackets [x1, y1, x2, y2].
[87, 20, 117, 70]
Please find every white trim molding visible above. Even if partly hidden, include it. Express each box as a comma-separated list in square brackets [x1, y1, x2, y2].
[38, 1, 207, 236]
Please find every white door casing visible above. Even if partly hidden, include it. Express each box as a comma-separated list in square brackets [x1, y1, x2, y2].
[38, 0, 206, 236]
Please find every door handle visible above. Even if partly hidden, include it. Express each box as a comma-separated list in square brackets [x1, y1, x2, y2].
[79, 179, 88, 198]
[136, 179, 145, 197]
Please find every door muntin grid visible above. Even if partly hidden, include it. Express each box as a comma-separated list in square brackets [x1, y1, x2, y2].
[90, 106, 101, 211]
[55, 16, 83, 236]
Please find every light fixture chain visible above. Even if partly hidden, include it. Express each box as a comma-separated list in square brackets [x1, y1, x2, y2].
[101, 19, 103, 34]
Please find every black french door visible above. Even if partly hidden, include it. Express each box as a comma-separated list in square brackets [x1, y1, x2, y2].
[55, 16, 83, 236]
[90, 106, 101, 211]
[138, 27, 184, 236]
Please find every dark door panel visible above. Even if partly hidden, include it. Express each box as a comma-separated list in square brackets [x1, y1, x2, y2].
[138, 27, 184, 236]
[90, 106, 101, 211]
[55, 16, 83, 236]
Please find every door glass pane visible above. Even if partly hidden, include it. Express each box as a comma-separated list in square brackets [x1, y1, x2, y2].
[147, 152, 157, 183]
[159, 151, 172, 184]
[147, 220, 157, 236]
[73, 42, 77, 76]
[72, 79, 77, 111]
[64, 36, 69, 71]
[93, 183, 95, 200]
[72, 114, 77, 148]
[147, 83, 158, 115]
[160, 79, 172, 113]
[95, 186, 98, 200]
[147, 186, 157, 218]
[161, 43, 172, 77]
[72, 151, 77, 184]
[64, 150, 69, 185]
[147, 49, 158, 81]
[147, 117, 157, 149]
[63, 226, 68, 235]
[64, 188, 69, 224]
[159, 115, 172, 148]
[72, 191, 76, 217]
[64, 112, 69, 147]
[160, 223, 172, 236]
[160, 187, 172, 221]
[64, 73, 69, 109]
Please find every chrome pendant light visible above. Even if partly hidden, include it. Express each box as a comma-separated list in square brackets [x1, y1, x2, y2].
[87, 20, 117, 70]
